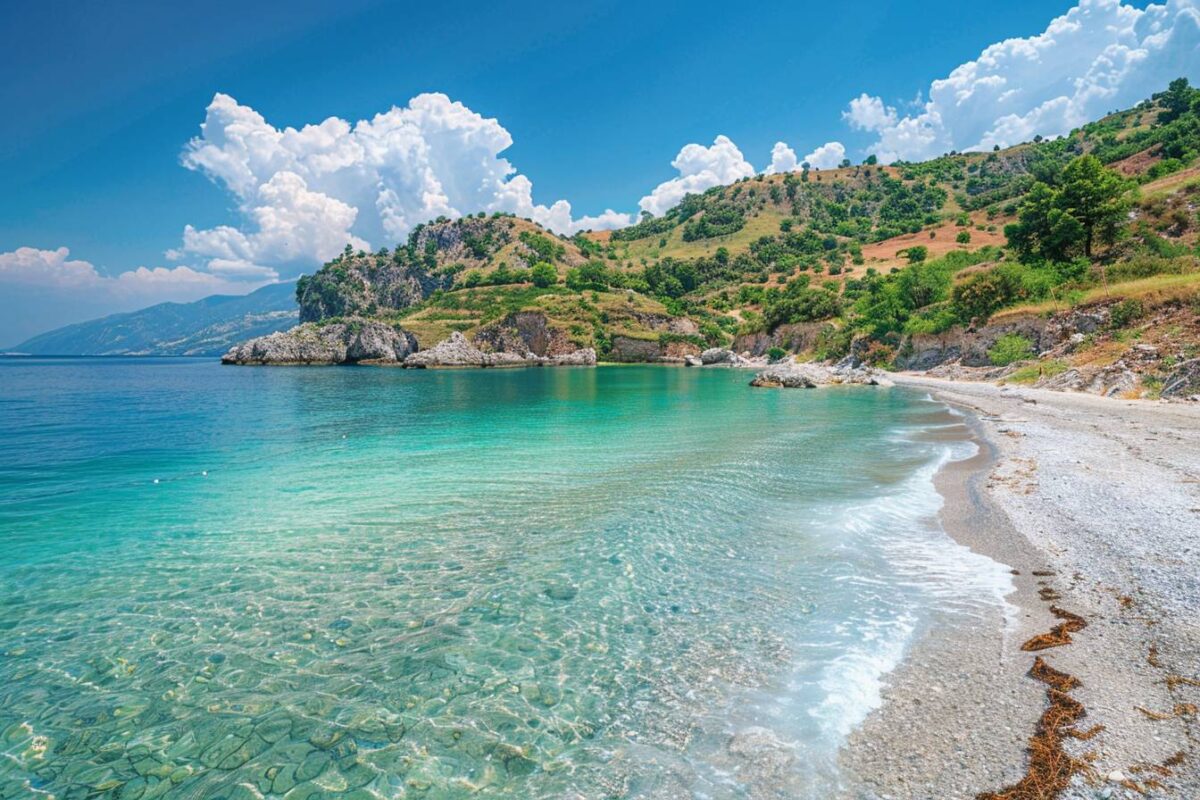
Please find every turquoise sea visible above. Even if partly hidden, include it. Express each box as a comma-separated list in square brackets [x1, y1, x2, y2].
[0, 359, 1011, 799]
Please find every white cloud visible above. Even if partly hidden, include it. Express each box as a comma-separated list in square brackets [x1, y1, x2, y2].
[765, 142, 799, 174]
[847, 0, 1200, 162]
[637, 135, 756, 217]
[0, 246, 237, 295]
[177, 92, 631, 276]
[802, 141, 848, 170]
[843, 94, 898, 132]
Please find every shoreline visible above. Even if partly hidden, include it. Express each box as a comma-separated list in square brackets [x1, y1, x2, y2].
[840, 377, 1200, 799]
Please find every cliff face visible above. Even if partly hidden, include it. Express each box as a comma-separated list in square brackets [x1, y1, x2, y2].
[297, 258, 450, 324]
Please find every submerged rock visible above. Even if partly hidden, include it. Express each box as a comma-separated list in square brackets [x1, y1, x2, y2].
[221, 319, 417, 365]
[749, 361, 893, 388]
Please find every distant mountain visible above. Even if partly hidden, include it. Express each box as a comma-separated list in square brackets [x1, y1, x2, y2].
[11, 282, 298, 356]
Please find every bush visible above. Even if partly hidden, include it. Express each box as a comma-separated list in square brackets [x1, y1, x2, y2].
[529, 262, 557, 288]
[950, 265, 1030, 323]
[988, 333, 1035, 366]
[956, 230, 972, 244]
[767, 346, 787, 362]
[1109, 298, 1145, 329]
[862, 341, 895, 367]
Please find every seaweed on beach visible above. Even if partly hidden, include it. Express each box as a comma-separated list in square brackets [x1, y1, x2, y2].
[977, 608, 1094, 800]
[1021, 606, 1087, 652]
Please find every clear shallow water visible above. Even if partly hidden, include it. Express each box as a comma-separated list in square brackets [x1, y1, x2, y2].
[0, 359, 1011, 799]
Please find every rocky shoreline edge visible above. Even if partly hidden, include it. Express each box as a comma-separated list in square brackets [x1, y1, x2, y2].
[219, 313, 907, 390]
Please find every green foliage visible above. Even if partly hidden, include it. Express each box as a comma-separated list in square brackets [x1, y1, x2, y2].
[1157, 77, 1197, 124]
[951, 264, 1031, 323]
[1005, 182, 1086, 262]
[529, 262, 558, 288]
[1109, 298, 1145, 328]
[1007, 359, 1069, 384]
[903, 245, 928, 264]
[682, 205, 746, 241]
[767, 346, 787, 361]
[1057, 155, 1132, 256]
[566, 261, 623, 292]
[988, 333, 1035, 366]
[763, 279, 843, 329]
[956, 230, 971, 244]
[1005, 155, 1131, 261]
[519, 230, 566, 262]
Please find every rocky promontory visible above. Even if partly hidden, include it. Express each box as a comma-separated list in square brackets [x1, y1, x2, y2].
[221, 318, 417, 365]
[223, 312, 597, 368]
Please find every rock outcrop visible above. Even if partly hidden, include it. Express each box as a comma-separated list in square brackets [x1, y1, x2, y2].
[749, 361, 894, 388]
[733, 322, 830, 357]
[1162, 358, 1200, 399]
[221, 319, 418, 365]
[608, 335, 702, 363]
[473, 312, 580, 358]
[403, 332, 595, 368]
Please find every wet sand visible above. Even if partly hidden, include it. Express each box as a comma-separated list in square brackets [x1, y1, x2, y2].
[840, 377, 1200, 799]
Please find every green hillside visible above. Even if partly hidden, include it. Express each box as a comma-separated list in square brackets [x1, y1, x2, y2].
[289, 79, 1200, 387]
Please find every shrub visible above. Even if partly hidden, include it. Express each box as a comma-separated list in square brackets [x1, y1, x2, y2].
[951, 265, 1029, 323]
[862, 341, 895, 367]
[1006, 359, 1069, 384]
[956, 230, 972, 244]
[529, 262, 558, 288]
[767, 346, 787, 362]
[1109, 298, 1145, 329]
[988, 333, 1035, 366]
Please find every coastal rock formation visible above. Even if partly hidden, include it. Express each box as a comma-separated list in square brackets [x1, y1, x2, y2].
[608, 335, 702, 363]
[749, 361, 894, 388]
[403, 332, 595, 368]
[700, 348, 738, 365]
[473, 312, 579, 358]
[732, 321, 829, 357]
[221, 319, 418, 365]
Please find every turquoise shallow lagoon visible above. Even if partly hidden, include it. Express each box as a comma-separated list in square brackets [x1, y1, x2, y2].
[0, 359, 1011, 798]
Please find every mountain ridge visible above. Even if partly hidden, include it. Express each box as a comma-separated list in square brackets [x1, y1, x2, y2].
[12, 281, 298, 356]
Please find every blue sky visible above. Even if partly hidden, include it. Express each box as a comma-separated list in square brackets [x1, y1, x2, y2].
[2, 0, 1197, 344]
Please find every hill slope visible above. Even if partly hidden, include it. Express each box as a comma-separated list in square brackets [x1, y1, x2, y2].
[226, 78, 1200, 393]
[13, 281, 298, 356]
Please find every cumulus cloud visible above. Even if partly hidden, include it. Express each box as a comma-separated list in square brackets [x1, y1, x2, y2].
[637, 135, 756, 217]
[176, 92, 632, 277]
[765, 141, 799, 174]
[802, 141, 848, 170]
[843, 94, 898, 132]
[847, 0, 1200, 163]
[0, 246, 233, 294]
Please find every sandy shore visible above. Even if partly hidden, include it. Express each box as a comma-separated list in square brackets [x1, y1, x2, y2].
[840, 376, 1200, 799]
